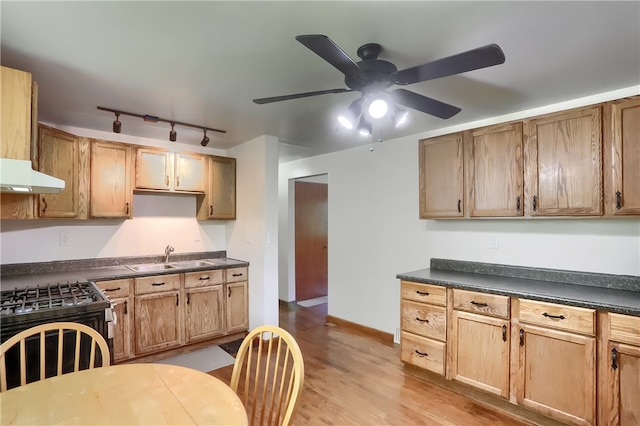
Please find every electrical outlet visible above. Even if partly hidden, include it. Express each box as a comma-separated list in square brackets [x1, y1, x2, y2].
[245, 232, 252, 244]
[59, 233, 70, 246]
[489, 235, 499, 249]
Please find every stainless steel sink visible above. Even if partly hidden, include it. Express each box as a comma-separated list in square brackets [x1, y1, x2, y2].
[169, 260, 215, 268]
[126, 263, 177, 273]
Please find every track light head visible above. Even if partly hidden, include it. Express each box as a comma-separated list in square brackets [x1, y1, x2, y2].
[169, 123, 177, 142]
[200, 129, 210, 146]
[113, 113, 121, 133]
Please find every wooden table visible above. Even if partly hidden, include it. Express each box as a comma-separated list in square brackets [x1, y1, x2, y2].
[0, 363, 249, 425]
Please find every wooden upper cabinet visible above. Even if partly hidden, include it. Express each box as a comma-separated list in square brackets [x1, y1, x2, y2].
[38, 125, 81, 218]
[135, 147, 172, 190]
[419, 133, 464, 218]
[174, 152, 206, 192]
[197, 155, 236, 220]
[468, 123, 524, 217]
[1, 66, 32, 160]
[90, 140, 132, 218]
[605, 97, 640, 216]
[524, 105, 603, 216]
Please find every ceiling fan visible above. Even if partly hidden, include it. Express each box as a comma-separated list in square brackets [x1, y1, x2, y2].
[253, 35, 506, 132]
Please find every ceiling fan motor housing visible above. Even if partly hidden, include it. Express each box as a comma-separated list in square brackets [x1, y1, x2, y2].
[345, 59, 397, 93]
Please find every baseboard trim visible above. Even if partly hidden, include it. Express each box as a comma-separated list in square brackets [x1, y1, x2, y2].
[325, 314, 394, 345]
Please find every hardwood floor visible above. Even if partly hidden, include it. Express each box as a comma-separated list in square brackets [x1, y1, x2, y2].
[209, 302, 532, 426]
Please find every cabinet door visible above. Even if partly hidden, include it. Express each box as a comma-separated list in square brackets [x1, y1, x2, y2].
[111, 296, 132, 362]
[90, 140, 132, 218]
[419, 133, 465, 218]
[185, 285, 224, 343]
[524, 105, 602, 216]
[516, 324, 596, 426]
[607, 342, 640, 426]
[450, 310, 510, 398]
[607, 97, 640, 215]
[226, 281, 248, 333]
[134, 291, 181, 355]
[38, 126, 79, 218]
[135, 148, 172, 190]
[468, 123, 524, 217]
[1, 66, 31, 160]
[208, 156, 236, 219]
[175, 152, 206, 192]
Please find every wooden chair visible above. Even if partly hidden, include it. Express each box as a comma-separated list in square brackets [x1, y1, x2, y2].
[0, 321, 110, 392]
[230, 325, 305, 426]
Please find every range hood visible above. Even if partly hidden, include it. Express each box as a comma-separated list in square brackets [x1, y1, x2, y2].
[0, 158, 65, 194]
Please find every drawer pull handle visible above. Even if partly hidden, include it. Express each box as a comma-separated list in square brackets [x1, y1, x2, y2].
[470, 301, 488, 307]
[415, 350, 428, 357]
[416, 291, 430, 296]
[502, 325, 507, 342]
[611, 348, 618, 370]
[232, 273, 243, 277]
[151, 282, 166, 286]
[104, 287, 121, 292]
[542, 312, 565, 320]
[415, 317, 429, 324]
[519, 329, 524, 346]
[199, 276, 210, 281]
[457, 199, 462, 213]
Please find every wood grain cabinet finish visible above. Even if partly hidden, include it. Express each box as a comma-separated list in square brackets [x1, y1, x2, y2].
[225, 267, 249, 334]
[515, 298, 596, 426]
[38, 125, 83, 218]
[604, 96, 640, 216]
[96, 278, 133, 362]
[400, 281, 447, 376]
[90, 140, 132, 218]
[184, 270, 225, 343]
[174, 152, 206, 192]
[135, 147, 172, 190]
[467, 122, 524, 217]
[197, 155, 237, 220]
[524, 105, 602, 216]
[419, 133, 465, 218]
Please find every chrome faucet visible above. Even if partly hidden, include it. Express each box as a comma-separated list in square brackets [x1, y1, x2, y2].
[164, 245, 174, 263]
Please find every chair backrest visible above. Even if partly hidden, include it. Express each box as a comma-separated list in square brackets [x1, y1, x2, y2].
[0, 321, 110, 392]
[230, 325, 305, 426]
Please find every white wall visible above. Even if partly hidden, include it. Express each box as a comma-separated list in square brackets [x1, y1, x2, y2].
[278, 88, 640, 335]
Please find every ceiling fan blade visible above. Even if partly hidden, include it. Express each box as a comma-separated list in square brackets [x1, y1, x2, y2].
[391, 89, 461, 119]
[253, 88, 353, 104]
[394, 44, 505, 85]
[296, 34, 365, 78]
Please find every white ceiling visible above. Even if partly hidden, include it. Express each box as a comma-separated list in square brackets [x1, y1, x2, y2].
[2, 1, 639, 160]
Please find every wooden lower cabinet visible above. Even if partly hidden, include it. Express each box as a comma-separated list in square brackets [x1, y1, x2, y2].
[96, 278, 133, 362]
[401, 331, 446, 375]
[185, 285, 224, 343]
[226, 281, 248, 333]
[134, 290, 182, 355]
[450, 310, 510, 398]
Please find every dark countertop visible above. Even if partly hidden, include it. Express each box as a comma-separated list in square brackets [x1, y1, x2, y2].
[397, 259, 640, 316]
[0, 253, 249, 291]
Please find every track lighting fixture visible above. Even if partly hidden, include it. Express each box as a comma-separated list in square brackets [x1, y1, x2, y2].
[98, 106, 225, 144]
[112, 113, 121, 133]
[200, 129, 210, 146]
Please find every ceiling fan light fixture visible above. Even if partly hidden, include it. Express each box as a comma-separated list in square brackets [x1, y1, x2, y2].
[337, 98, 363, 129]
[200, 129, 210, 146]
[112, 113, 121, 133]
[368, 98, 388, 119]
[357, 116, 372, 136]
[169, 123, 177, 141]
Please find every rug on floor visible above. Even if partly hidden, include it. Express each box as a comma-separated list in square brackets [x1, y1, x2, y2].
[219, 338, 244, 356]
[155, 345, 235, 372]
[297, 295, 328, 307]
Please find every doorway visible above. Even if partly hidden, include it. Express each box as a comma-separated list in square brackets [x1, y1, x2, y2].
[294, 178, 328, 302]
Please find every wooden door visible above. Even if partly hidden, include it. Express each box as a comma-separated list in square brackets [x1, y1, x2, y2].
[450, 310, 510, 398]
[295, 181, 328, 301]
[185, 285, 224, 343]
[468, 123, 524, 217]
[419, 133, 465, 218]
[135, 148, 171, 190]
[524, 105, 602, 216]
[38, 125, 79, 218]
[226, 282, 248, 333]
[175, 152, 206, 192]
[606, 97, 640, 215]
[134, 291, 181, 355]
[516, 324, 596, 425]
[208, 156, 236, 219]
[90, 140, 132, 218]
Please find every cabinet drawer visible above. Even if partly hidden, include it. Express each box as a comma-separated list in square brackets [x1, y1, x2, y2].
[401, 281, 446, 306]
[401, 300, 446, 341]
[226, 267, 248, 283]
[184, 269, 224, 288]
[96, 278, 131, 298]
[135, 274, 181, 295]
[401, 331, 446, 376]
[518, 299, 595, 336]
[609, 313, 640, 346]
[453, 289, 510, 319]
